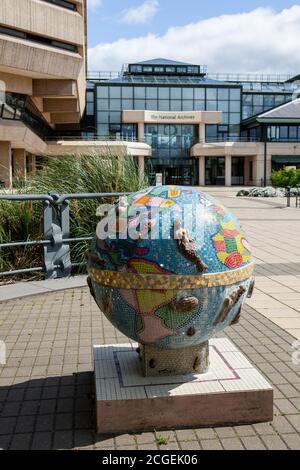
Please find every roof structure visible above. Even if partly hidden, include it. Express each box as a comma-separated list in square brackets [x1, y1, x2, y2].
[131, 58, 196, 66]
[257, 98, 300, 122]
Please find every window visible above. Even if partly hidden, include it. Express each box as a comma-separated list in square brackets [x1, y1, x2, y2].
[182, 100, 193, 111]
[194, 101, 205, 111]
[158, 101, 170, 111]
[146, 87, 157, 99]
[143, 66, 153, 73]
[207, 88, 217, 100]
[158, 88, 169, 99]
[134, 99, 145, 110]
[218, 101, 229, 112]
[177, 67, 187, 74]
[170, 100, 182, 111]
[182, 88, 193, 100]
[146, 100, 158, 110]
[207, 100, 217, 111]
[98, 99, 108, 111]
[170, 88, 181, 99]
[218, 88, 229, 100]
[97, 87, 109, 98]
[230, 88, 241, 100]
[109, 112, 121, 122]
[122, 99, 133, 109]
[110, 87, 121, 99]
[134, 87, 145, 99]
[230, 101, 241, 113]
[154, 67, 164, 73]
[194, 88, 205, 100]
[109, 99, 121, 110]
[122, 87, 133, 98]
[166, 66, 176, 73]
[97, 111, 109, 123]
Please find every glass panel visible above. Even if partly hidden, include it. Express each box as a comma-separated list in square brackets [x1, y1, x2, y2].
[143, 66, 153, 73]
[279, 126, 288, 140]
[134, 99, 145, 109]
[97, 124, 109, 136]
[253, 106, 263, 115]
[230, 101, 240, 112]
[207, 100, 217, 111]
[182, 88, 193, 99]
[98, 99, 109, 110]
[218, 101, 229, 112]
[218, 88, 229, 100]
[97, 111, 109, 122]
[221, 113, 229, 124]
[122, 87, 133, 98]
[97, 86, 109, 98]
[170, 100, 182, 111]
[86, 91, 94, 102]
[242, 106, 252, 119]
[229, 113, 240, 124]
[158, 87, 169, 99]
[206, 88, 217, 100]
[230, 88, 241, 100]
[158, 100, 170, 111]
[86, 102, 94, 115]
[109, 112, 121, 122]
[194, 100, 205, 111]
[154, 67, 164, 73]
[166, 66, 175, 73]
[263, 95, 275, 108]
[170, 88, 181, 99]
[177, 67, 187, 73]
[242, 94, 252, 105]
[194, 88, 205, 100]
[253, 95, 263, 106]
[109, 99, 121, 110]
[134, 87, 145, 99]
[122, 99, 133, 109]
[110, 87, 121, 98]
[146, 100, 158, 110]
[182, 100, 193, 111]
[289, 126, 297, 140]
[146, 87, 157, 99]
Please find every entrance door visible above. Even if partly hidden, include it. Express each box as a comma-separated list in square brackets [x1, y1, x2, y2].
[205, 157, 225, 185]
[232, 157, 244, 185]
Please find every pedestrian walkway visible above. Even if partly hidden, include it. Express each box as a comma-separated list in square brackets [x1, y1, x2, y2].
[0, 193, 300, 450]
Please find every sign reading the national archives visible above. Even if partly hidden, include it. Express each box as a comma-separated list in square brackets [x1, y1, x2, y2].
[145, 111, 202, 123]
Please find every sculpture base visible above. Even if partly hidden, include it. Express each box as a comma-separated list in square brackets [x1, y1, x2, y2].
[94, 339, 273, 435]
[138, 342, 209, 377]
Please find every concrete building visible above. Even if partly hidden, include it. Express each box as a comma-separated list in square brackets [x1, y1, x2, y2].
[0, 0, 87, 188]
[84, 59, 300, 186]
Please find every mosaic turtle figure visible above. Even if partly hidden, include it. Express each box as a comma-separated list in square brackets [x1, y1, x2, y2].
[87, 186, 254, 376]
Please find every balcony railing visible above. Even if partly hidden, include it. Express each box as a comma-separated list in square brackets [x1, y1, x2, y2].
[207, 72, 293, 83]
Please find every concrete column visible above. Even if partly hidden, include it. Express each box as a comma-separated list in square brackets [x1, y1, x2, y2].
[31, 155, 37, 175]
[0, 141, 12, 189]
[138, 122, 145, 143]
[199, 124, 205, 143]
[138, 155, 145, 181]
[14, 149, 27, 179]
[225, 155, 232, 187]
[198, 156, 205, 186]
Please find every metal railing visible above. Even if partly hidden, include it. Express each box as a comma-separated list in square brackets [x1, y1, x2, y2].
[207, 73, 293, 83]
[0, 192, 128, 279]
[46, 135, 143, 143]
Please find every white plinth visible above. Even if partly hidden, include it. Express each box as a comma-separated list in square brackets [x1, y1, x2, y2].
[94, 338, 273, 434]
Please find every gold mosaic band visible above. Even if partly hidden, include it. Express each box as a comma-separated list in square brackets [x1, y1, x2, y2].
[88, 263, 254, 290]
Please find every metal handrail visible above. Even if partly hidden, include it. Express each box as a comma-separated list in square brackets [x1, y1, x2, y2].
[0, 191, 129, 279]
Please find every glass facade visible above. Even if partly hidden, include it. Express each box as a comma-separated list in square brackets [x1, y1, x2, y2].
[85, 59, 300, 185]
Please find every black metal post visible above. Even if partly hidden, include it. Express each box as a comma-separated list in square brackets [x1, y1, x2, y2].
[296, 185, 300, 208]
[286, 186, 291, 208]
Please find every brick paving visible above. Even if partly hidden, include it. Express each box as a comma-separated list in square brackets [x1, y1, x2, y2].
[0, 194, 300, 450]
[0, 289, 300, 450]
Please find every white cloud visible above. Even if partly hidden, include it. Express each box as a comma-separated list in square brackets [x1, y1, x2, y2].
[88, 5, 300, 74]
[87, 0, 102, 11]
[120, 0, 159, 25]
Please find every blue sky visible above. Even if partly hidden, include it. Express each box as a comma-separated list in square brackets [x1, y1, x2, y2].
[87, 0, 297, 47]
[87, 1, 300, 73]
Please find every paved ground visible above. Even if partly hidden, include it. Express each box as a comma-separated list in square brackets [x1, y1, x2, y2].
[0, 194, 300, 450]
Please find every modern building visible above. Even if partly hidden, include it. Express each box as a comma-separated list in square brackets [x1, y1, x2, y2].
[85, 58, 300, 186]
[0, 0, 87, 188]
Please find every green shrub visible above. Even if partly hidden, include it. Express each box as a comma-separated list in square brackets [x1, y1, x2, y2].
[0, 152, 147, 279]
[271, 168, 300, 188]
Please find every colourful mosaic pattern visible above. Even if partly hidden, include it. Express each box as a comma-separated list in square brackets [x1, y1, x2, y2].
[88, 186, 253, 349]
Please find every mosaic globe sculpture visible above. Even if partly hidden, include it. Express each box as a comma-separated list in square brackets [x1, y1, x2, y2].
[87, 186, 254, 377]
